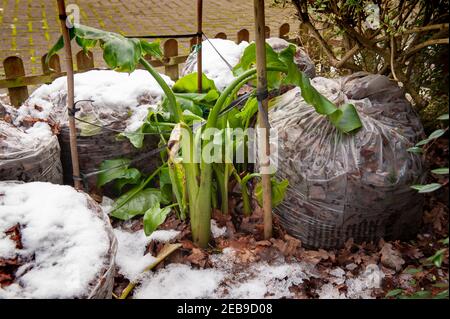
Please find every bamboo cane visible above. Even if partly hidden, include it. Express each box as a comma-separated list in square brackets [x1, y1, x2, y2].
[197, 0, 203, 93]
[253, 0, 272, 239]
[56, 0, 82, 190]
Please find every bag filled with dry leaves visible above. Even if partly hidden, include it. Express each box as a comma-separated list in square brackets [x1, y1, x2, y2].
[12, 69, 170, 194]
[0, 181, 117, 298]
[0, 120, 63, 184]
[269, 72, 426, 248]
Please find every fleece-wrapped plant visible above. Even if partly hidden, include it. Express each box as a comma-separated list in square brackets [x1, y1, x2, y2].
[46, 24, 361, 248]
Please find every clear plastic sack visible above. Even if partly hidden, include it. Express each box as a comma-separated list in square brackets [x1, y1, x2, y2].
[0, 121, 63, 184]
[269, 72, 426, 248]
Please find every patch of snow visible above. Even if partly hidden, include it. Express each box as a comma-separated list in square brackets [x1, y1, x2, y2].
[182, 39, 249, 91]
[134, 263, 225, 299]
[318, 264, 385, 299]
[113, 227, 180, 281]
[133, 248, 313, 299]
[0, 182, 110, 299]
[210, 219, 226, 238]
[1, 121, 54, 155]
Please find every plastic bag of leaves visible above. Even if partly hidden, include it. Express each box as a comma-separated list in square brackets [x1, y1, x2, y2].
[13, 69, 170, 194]
[269, 72, 426, 249]
[0, 121, 63, 184]
[181, 37, 315, 91]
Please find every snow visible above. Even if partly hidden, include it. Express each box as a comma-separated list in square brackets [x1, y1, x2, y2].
[183, 39, 249, 91]
[1, 121, 54, 155]
[318, 264, 385, 299]
[210, 219, 226, 238]
[0, 182, 110, 299]
[133, 247, 313, 299]
[14, 69, 174, 133]
[113, 227, 180, 281]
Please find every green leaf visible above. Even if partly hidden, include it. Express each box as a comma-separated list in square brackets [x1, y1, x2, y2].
[440, 237, 449, 245]
[97, 158, 141, 188]
[172, 72, 217, 93]
[255, 178, 289, 208]
[407, 146, 423, 154]
[437, 113, 449, 120]
[433, 289, 449, 299]
[415, 138, 430, 147]
[143, 205, 172, 236]
[411, 183, 442, 193]
[110, 187, 161, 220]
[427, 248, 447, 268]
[403, 267, 423, 275]
[400, 290, 432, 299]
[140, 39, 163, 59]
[77, 113, 102, 136]
[431, 168, 449, 175]
[235, 96, 258, 126]
[428, 129, 446, 140]
[385, 289, 403, 298]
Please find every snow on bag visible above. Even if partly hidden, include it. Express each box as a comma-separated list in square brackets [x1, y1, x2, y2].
[181, 38, 315, 91]
[268, 72, 425, 248]
[0, 119, 63, 184]
[14, 70, 172, 193]
[0, 181, 117, 298]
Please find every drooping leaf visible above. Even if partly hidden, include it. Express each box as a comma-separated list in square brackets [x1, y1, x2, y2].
[411, 183, 442, 193]
[431, 167, 449, 175]
[110, 187, 161, 220]
[143, 205, 172, 236]
[140, 39, 163, 59]
[45, 23, 162, 73]
[255, 178, 289, 208]
[427, 248, 447, 268]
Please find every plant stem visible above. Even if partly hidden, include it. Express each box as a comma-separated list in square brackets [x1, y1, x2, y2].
[139, 57, 183, 123]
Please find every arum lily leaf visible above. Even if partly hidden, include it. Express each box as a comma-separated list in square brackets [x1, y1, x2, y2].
[111, 187, 161, 220]
[143, 205, 172, 236]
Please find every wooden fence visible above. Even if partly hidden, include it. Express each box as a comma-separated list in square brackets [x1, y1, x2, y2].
[0, 23, 293, 106]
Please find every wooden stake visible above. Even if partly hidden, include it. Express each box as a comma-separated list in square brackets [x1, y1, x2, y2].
[57, 0, 82, 190]
[254, 0, 272, 239]
[197, 0, 203, 93]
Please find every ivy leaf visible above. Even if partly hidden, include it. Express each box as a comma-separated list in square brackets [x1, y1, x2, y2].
[431, 168, 449, 175]
[255, 178, 289, 208]
[110, 187, 161, 220]
[143, 205, 172, 236]
[411, 183, 442, 193]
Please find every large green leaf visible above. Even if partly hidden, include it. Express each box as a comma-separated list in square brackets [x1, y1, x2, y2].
[97, 158, 141, 188]
[143, 205, 172, 236]
[255, 178, 289, 208]
[233, 43, 362, 134]
[45, 23, 162, 73]
[431, 167, 449, 175]
[110, 187, 161, 220]
[172, 72, 217, 93]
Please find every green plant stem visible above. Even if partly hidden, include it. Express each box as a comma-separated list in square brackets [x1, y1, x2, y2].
[239, 172, 261, 216]
[139, 57, 183, 123]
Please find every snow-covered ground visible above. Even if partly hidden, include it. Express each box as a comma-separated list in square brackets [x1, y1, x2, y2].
[0, 182, 111, 298]
[132, 247, 385, 299]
